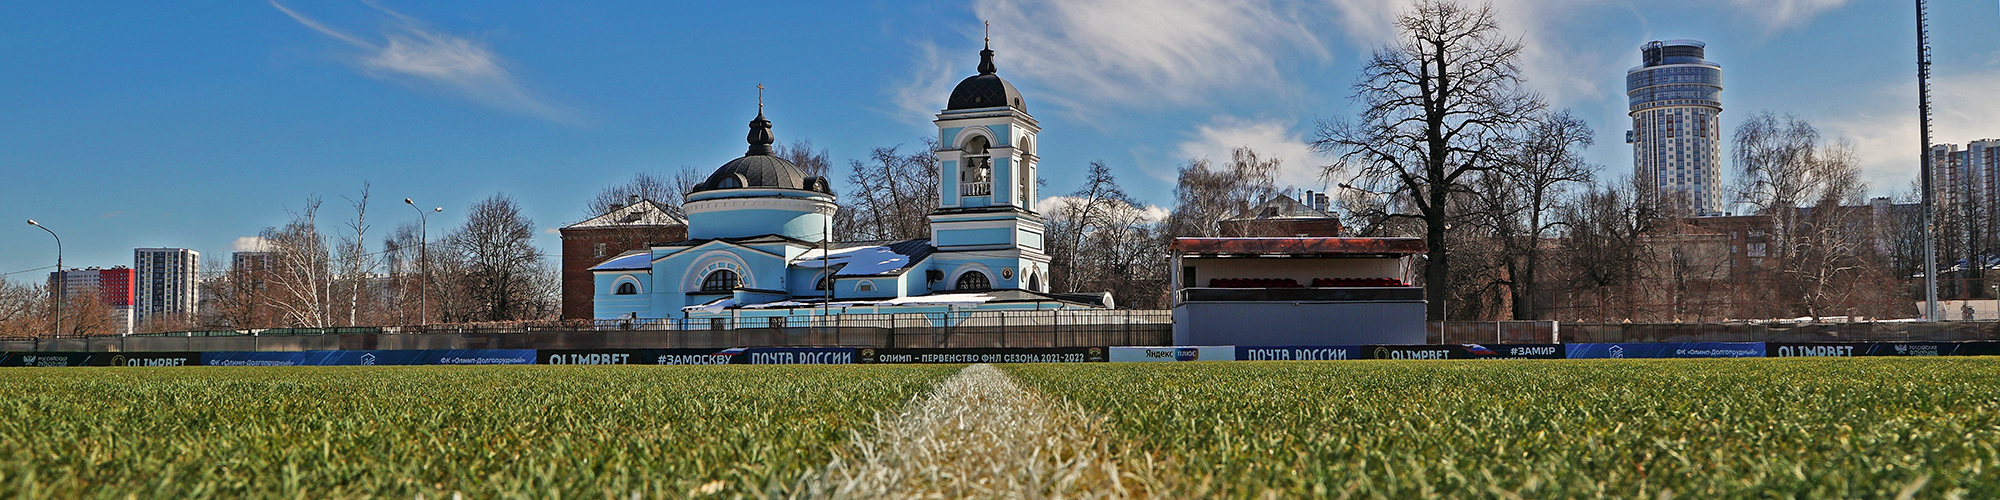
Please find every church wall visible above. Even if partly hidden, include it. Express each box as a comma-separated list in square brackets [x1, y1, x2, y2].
[592, 272, 653, 319]
[991, 157, 1013, 204]
[686, 209, 829, 241]
[1018, 228, 1044, 251]
[936, 227, 1014, 247]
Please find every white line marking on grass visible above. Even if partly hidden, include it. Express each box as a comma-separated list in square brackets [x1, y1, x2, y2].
[805, 364, 1154, 499]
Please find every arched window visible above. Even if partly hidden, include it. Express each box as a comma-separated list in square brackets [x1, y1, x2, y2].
[956, 271, 990, 291]
[717, 175, 743, 189]
[701, 269, 739, 292]
[1017, 137, 1034, 205]
[814, 272, 830, 291]
[1027, 274, 1041, 293]
[615, 282, 638, 295]
[857, 280, 876, 292]
[961, 136, 991, 196]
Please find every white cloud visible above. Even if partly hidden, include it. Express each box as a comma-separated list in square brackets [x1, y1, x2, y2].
[1824, 68, 2000, 198]
[969, 0, 1329, 112]
[269, 0, 576, 124]
[232, 236, 272, 252]
[1724, 0, 1854, 31]
[890, 41, 963, 123]
[1035, 196, 1169, 222]
[1173, 117, 1327, 191]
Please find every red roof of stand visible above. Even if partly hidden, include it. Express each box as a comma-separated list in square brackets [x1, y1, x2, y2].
[1169, 237, 1427, 256]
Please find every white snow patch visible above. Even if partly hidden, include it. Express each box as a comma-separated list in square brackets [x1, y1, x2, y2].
[589, 251, 653, 271]
[681, 297, 736, 313]
[876, 293, 996, 306]
[793, 246, 912, 276]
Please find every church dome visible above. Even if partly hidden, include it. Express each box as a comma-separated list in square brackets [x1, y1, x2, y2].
[692, 111, 830, 194]
[946, 47, 1026, 112]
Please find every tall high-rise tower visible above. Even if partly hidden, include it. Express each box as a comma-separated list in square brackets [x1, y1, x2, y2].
[1627, 39, 1724, 214]
[134, 247, 199, 326]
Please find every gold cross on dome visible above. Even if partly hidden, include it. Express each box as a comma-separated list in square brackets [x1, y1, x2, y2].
[984, 20, 990, 47]
[757, 83, 765, 112]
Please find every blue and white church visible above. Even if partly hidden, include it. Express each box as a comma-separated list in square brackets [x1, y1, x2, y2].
[591, 43, 1112, 321]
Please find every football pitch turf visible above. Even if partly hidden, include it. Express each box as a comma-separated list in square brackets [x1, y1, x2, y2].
[1, 358, 1996, 498]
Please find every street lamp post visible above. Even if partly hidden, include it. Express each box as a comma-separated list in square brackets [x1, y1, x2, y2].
[27, 220, 62, 338]
[405, 199, 443, 327]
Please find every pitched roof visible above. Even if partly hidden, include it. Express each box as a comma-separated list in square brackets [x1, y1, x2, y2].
[563, 199, 686, 230]
[589, 250, 653, 271]
[791, 239, 935, 277]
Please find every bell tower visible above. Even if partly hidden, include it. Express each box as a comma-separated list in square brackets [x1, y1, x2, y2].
[927, 30, 1050, 293]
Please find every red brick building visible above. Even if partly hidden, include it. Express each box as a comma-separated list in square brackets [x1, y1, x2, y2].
[559, 198, 687, 320]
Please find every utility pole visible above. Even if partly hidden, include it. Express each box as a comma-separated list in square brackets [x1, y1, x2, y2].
[406, 199, 443, 327]
[1917, 0, 1940, 321]
[28, 220, 62, 337]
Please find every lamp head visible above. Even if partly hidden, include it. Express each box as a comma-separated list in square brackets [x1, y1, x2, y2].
[26, 219, 37, 226]
[404, 198, 414, 205]
[433, 207, 443, 213]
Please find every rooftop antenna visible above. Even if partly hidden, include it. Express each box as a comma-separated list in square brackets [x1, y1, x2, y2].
[1918, 0, 1940, 321]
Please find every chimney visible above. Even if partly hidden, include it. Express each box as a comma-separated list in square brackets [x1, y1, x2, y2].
[628, 194, 641, 205]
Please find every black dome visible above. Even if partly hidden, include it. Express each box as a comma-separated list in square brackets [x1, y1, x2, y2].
[946, 48, 1026, 112]
[691, 111, 830, 194]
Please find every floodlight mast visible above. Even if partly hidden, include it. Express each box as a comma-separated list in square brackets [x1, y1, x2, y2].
[1917, 0, 1940, 321]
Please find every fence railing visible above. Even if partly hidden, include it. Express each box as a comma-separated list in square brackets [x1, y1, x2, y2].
[960, 181, 991, 197]
[1431, 320, 2000, 343]
[3, 310, 1174, 352]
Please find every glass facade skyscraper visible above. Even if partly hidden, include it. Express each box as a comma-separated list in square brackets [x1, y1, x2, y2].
[1627, 39, 1723, 214]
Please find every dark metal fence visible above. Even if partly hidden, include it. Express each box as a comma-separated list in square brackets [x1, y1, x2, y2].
[0, 310, 1174, 352]
[1431, 320, 2000, 343]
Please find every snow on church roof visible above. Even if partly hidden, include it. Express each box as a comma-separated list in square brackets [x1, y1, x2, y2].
[589, 251, 653, 271]
[791, 239, 932, 276]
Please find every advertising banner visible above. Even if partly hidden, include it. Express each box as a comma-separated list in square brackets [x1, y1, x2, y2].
[1959, 342, 2000, 356]
[1766, 342, 1973, 357]
[0, 352, 97, 367]
[734, 347, 855, 365]
[1564, 342, 1765, 359]
[1361, 344, 1566, 360]
[1109, 346, 1237, 362]
[1236, 346, 1363, 361]
[539, 349, 739, 365]
[856, 347, 1107, 364]
[97, 352, 201, 367]
[202, 349, 535, 366]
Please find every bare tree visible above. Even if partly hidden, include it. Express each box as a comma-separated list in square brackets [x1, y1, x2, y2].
[336, 183, 376, 327]
[445, 194, 556, 321]
[1165, 147, 1279, 238]
[586, 167, 705, 218]
[1474, 109, 1595, 319]
[1043, 162, 1168, 307]
[1731, 112, 1877, 319]
[1550, 178, 1660, 322]
[262, 198, 333, 327]
[843, 140, 941, 241]
[1311, 0, 1544, 320]
[1047, 161, 1129, 291]
[778, 139, 832, 178]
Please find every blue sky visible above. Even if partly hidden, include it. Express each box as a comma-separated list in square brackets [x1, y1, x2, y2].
[4, 0, 1999, 279]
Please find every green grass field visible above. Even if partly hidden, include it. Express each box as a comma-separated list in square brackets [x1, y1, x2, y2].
[4, 360, 1999, 498]
[0, 365, 956, 499]
[1006, 358, 2000, 498]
